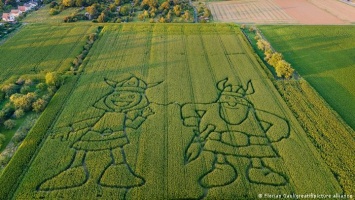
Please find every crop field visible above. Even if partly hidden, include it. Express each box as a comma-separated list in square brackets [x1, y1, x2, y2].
[208, 0, 355, 24]
[208, 0, 297, 24]
[0, 24, 96, 84]
[23, 6, 82, 24]
[1, 24, 343, 199]
[258, 25, 355, 130]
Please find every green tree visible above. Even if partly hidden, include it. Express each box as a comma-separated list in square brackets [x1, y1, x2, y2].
[138, 13, 145, 21]
[257, 39, 265, 51]
[264, 48, 273, 61]
[49, 8, 59, 15]
[197, 7, 203, 14]
[141, 0, 157, 8]
[173, 5, 181, 16]
[275, 60, 294, 79]
[133, 0, 139, 6]
[62, 0, 74, 7]
[5, 0, 17, 7]
[159, 1, 169, 10]
[0, 104, 15, 121]
[75, 0, 84, 7]
[24, 79, 34, 86]
[203, 8, 211, 18]
[88, 33, 97, 42]
[150, 7, 157, 18]
[183, 10, 191, 21]
[86, 4, 98, 18]
[0, 154, 11, 166]
[0, 0, 4, 12]
[109, 3, 116, 12]
[20, 86, 30, 94]
[4, 119, 16, 130]
[0, 134, 5, 149]
[32, 98, 48, 113]
[267, 52, 283, 67]
[14, 109, 25, 119]
[10, 93, 37, 111]
[166, 10, 172, 22]
[36, 83, 47, 91]
[97, 12, 107, 22]
[114, 0, 120, 5]
[119, 5, 130, 16]
[45, 72, 63, 88]
[1, 84, 19, 98]
[85, 0, 95, 5]
[257, 39, 270, 52]
[158, 16, 166, 23]
[0, 91, 4, 102]
[143, 10, 149, 18]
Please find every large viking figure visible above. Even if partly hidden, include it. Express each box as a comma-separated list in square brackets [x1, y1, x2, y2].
[39, 75, 160, 196]
[181, 78, 290, 190]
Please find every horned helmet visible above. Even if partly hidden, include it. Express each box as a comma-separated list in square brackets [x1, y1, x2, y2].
[95, 76, 161, 112]
[217, 78, 255, 124]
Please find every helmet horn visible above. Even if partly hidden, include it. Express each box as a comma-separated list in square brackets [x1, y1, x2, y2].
[245, 80, 254, 95]
[104, 78, 117, 88]
[217, 78, 228, 91]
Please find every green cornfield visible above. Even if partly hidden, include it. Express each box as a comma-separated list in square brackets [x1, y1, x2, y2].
[0, 24, 96, 84]
[258, 25, 355, 130]
[1, 24, 342, 199]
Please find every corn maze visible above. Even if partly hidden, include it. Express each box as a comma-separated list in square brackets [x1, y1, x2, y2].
[4, 24, 342, 199]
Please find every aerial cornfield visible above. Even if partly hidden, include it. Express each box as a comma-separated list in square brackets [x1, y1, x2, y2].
[0, 24, 96, 83]
[258, 25, 355, 130]
[0, 24, 343, 199]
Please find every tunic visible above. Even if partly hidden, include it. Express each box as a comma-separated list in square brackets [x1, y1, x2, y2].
[72, 112, 129, 151]
[199, 104, 278, 158]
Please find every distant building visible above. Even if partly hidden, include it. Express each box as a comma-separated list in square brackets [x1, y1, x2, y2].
[2, 13, 16, 22]
[10, 10, 22, 17]
[24, 2, 37, 9]
[18, 6, 30, 12]
[1, 2, 37, 22]
[28, 2, 38, 7]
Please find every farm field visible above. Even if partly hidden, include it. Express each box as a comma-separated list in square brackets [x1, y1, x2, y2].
[23, 6, 82, 24]
[0, 24, 96, 84]
[258, 25, 355, 130]
[208, 0, 355, 24]
[3, 24, 343, 199]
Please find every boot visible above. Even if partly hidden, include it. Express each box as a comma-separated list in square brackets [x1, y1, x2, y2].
[200, 154, 237, 188]
[247, 158, 287, 186]
[39, 151, 88, 191]
[100, 148, 145, 188]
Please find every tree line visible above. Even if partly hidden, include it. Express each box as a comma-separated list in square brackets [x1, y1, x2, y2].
[250, 27, 294, 79]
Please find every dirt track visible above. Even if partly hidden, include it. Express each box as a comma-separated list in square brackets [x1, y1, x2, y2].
[208, 0, 355, 24]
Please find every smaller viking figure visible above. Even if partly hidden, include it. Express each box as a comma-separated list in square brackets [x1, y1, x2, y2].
[181, 78, 290, 191]
[39, 75, 161, 196]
